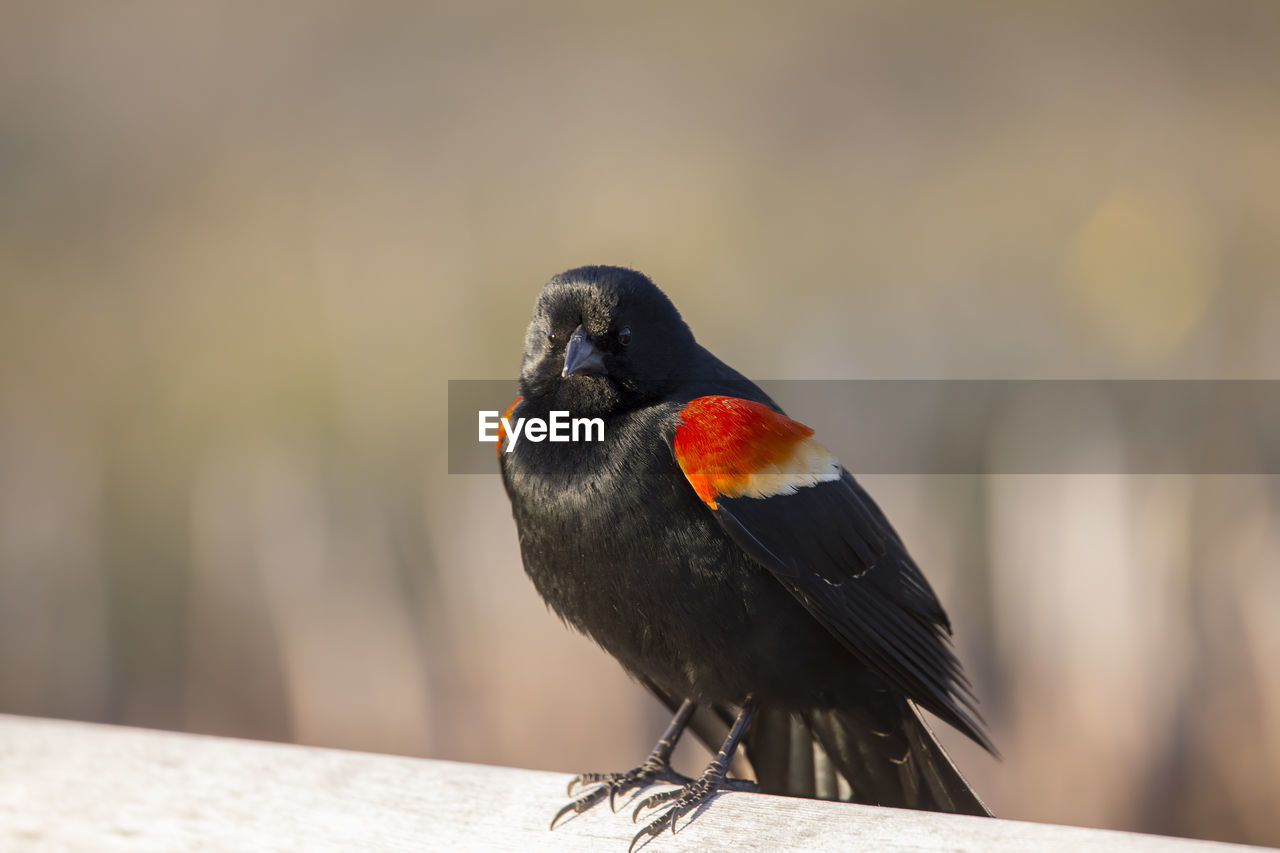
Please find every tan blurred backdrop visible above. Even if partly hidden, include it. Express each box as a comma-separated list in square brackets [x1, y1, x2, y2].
[2, 1, 1279, 846]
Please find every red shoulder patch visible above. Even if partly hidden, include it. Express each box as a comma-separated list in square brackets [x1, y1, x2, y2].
[496, 396, 521, 458]
[674, 396, 840, 509]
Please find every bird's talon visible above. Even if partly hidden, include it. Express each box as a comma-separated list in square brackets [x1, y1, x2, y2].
[552, 761, 693, 829]
[630, 787, 679, 822]
[567, 770, 609, 796]
[628, 813, 672, 853]
[549, 784, 612, 830]
[550, 801, 575, 831]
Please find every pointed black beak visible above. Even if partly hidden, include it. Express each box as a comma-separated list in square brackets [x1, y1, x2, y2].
[562, 325, 607, 377]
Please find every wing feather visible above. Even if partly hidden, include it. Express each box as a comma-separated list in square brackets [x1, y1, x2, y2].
[674, 397, 993, 753]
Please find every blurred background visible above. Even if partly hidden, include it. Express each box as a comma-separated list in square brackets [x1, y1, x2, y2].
[2, 0, 1278, 845]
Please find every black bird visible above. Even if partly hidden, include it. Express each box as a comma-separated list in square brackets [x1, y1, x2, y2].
[497, 266, 993, 848]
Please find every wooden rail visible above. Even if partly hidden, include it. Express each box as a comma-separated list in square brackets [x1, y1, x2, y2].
[0, 714, 1270, 852]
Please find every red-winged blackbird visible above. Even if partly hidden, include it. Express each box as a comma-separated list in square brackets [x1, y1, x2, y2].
[498, 266, 993, 848]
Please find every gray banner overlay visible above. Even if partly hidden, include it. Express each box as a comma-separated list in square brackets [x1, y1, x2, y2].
[449, 380, 1280, 475]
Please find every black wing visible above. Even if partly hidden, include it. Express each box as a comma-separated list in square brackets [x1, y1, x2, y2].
[680, 422, 988, 747]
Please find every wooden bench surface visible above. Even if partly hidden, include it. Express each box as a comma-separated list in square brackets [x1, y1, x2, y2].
[0, 714, 1269, 852]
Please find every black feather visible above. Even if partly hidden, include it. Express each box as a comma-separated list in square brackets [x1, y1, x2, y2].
[500, 266, 994, 823]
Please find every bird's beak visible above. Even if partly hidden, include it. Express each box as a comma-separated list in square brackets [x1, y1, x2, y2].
[562, 325, 607, 378]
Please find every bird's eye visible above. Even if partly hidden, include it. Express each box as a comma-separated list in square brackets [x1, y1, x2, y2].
[617, 327, 632, 346]
[546, 330, 557, 345]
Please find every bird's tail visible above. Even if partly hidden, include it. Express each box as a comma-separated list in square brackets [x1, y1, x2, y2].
[800, 702, 991, 816]
[649, 684, 991, 817]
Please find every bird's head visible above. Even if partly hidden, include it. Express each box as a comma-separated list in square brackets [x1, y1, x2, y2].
[518, 266, 697, 417]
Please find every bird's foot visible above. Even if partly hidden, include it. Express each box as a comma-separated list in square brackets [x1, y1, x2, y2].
[628, 770, 757, 851]
[550, 759, 694, 829]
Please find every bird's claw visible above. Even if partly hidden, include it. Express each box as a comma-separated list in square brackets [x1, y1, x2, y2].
[627, 775, 758, 851]
[630, 787, 682, 821]
[551, 761, 693, 830]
